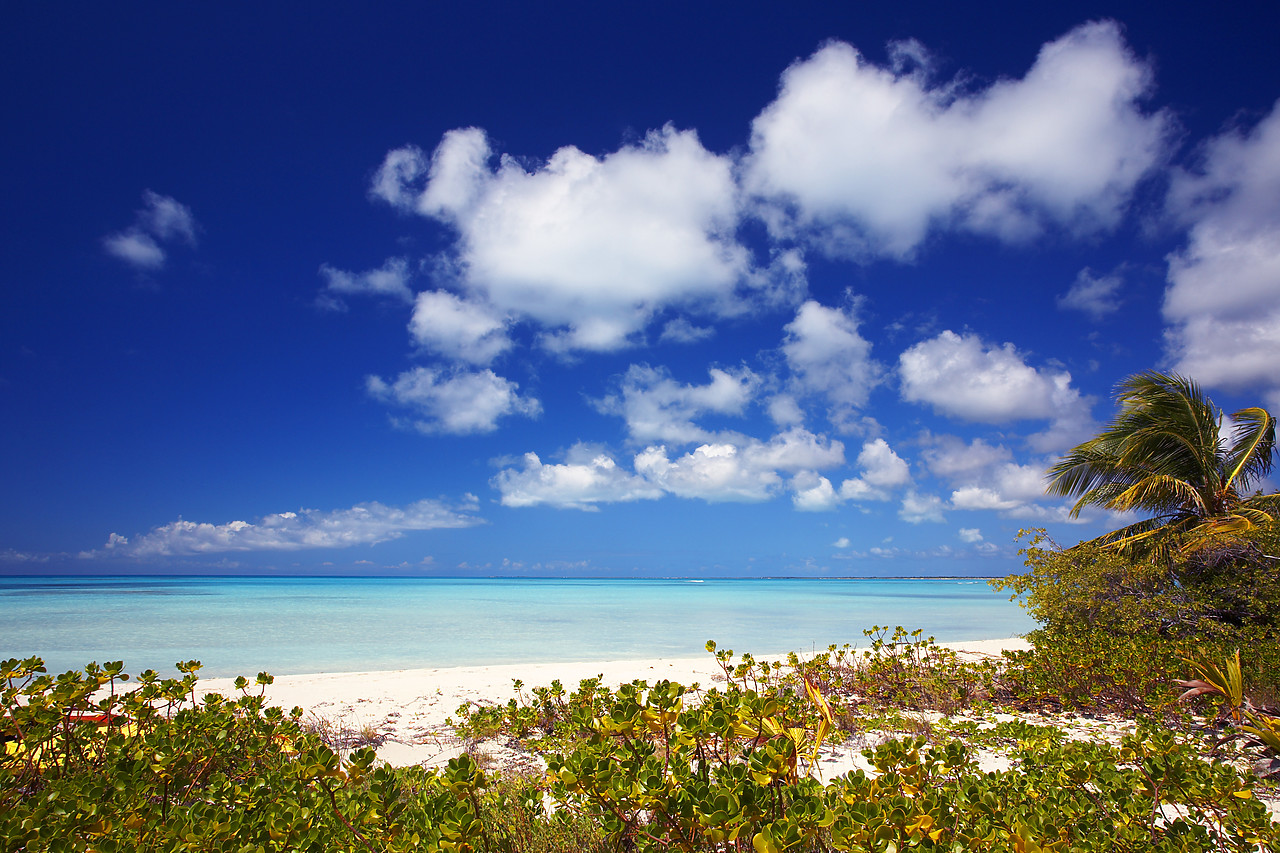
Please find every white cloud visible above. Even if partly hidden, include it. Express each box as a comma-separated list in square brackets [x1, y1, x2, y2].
[791, 471, 839, 511]
[899, 330, 1095, 449]
[409, 290, 512, 364]
[837, 438, 912, 502]
[139, 190, 198, 244]
[952, 460, 1062, 514]
[950, 486, 1022, 511]
[103, 232, 165, 269]
[1164, 99, 1280, 399]
[658, 317, 715, 344]
[318, 257, 414, 308]
[1057, 266, 1124, 318]
[103, 191, 199, 271]
[595, 364, 758, 444]
[491, 446, 663, 510]
[492, 425, 843, 511]
[899, 491, 946, 524]
[748, 427, 847, 471]
[369, 144, 429, 209]
[767, 394, 805, 427]
[367, 366, 540, 434]
[635, 443, 781, 502]
[833, 536, 851, 548]
[782, 299, 882, 428]
[372, 125, 754, 352]
[855, 438, 911, 487]
[958, 527, 984, 543]
[745, 21, 1169, 258]
[921, 435, 1013, 481]
[635, 428, 844, 504]
[105, 498, 481, 557]
[920, 433, 1060, 518]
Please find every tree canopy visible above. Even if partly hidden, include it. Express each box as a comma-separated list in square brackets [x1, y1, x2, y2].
[1047, 371, 1279, 560]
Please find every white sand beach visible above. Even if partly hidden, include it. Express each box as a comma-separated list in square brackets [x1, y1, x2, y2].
[199, 637, 1032, 769]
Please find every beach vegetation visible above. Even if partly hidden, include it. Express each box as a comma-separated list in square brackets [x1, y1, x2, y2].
[990, 520, 1280, 716]
[7, 649, 1279, 851]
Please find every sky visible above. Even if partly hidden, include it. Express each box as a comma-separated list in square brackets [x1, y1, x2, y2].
[2, 2, 1279, 577]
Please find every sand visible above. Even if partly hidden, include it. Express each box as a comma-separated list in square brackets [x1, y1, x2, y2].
[198, 637, 1032, 769]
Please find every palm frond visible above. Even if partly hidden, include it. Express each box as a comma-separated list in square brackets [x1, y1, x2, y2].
[1223, 406, 1277, 493]
[1112, 475, 1205, 517]
[1048, 371, 1279, 558]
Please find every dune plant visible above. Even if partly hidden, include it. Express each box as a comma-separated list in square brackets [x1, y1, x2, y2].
[5, 654, 1279, 852]
[1178, 649, 1250, 724]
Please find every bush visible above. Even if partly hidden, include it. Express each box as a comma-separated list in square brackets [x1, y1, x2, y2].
[4, 654, 1278, 852]
[0, 656, 496, 852]
[996, 527, 1280, 638]
[990, 528, 1280, 715]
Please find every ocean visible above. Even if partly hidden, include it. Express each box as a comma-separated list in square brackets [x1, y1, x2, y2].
[0, 576, 1036, 678]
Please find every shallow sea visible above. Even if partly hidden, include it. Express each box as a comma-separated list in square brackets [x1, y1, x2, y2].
[0, 576, 1036, 678]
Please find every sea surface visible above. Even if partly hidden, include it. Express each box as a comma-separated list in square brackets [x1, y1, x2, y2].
[0, 576, 1036, 678]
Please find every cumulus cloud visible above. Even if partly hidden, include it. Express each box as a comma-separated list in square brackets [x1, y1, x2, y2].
[899, 330, 1095, 449]
[946, 461, 1048, 513]
[837, 438, 912, 502]
[366, 366, 540, 434]
[745, 21, 1169, 258]
[899, 491, 946, 524]
[767, 394, 806, 427]
[104, 498, 481, 557]
[920, 433, 1066, 518]
[1058, 266, 1124, 318]
[409, 290, 512, 364]
[958, 527, 984, 543]
[103, 190, 199, 271]
[371, 125, 753, 352]
[635, 443, 781, 502]
[791, 471, 840, 510]
[920, 435, 1012, 481]
[950, 486, 1022, 511]
[491, 446, 663, 510]
[595, 364, 759, 444]
[637, 428, 846, 503]
[782, 299, 882, 428]
[1163, 99, 1280, 403]
[496, 427, 844, 509]
[746, 427, 848, 472]
[318, 257, 414, 309]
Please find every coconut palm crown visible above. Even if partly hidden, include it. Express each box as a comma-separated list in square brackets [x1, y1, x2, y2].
[1047, 371, 1280, 559]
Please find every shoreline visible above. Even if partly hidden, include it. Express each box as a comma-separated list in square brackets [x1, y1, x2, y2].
[199, 637, 1032, 768]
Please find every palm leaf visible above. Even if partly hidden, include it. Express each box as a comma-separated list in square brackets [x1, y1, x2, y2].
[1048, 371, 1278, 559]
[1223, 407, 1277, 493]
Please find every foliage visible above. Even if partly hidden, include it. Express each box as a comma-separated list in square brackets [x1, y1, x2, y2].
[544, 682, 1275, 852]
[992, 528, 1280, 716]
[4, 652, 1279, 852]
[1, 656, 500, 852]
[998, 527, 1280, 637]
[1178, 649, 1250, 724]
[1047, 370, 1279, 560]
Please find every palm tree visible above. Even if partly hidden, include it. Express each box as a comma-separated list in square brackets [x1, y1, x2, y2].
[1047, 371, 1280, 560]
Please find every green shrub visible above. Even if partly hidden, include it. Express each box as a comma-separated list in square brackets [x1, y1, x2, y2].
[991, 528, 1280, 715]
[6, 652, 1278, 852]
[0, 656, 495, 852]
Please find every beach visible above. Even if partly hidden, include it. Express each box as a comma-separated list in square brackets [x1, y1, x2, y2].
[199, 636, 1032, 769]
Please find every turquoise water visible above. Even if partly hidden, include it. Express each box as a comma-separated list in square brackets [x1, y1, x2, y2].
[0, 576, 1036, 678]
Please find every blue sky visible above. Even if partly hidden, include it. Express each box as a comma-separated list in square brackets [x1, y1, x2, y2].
[3, 2, 1278, 577]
